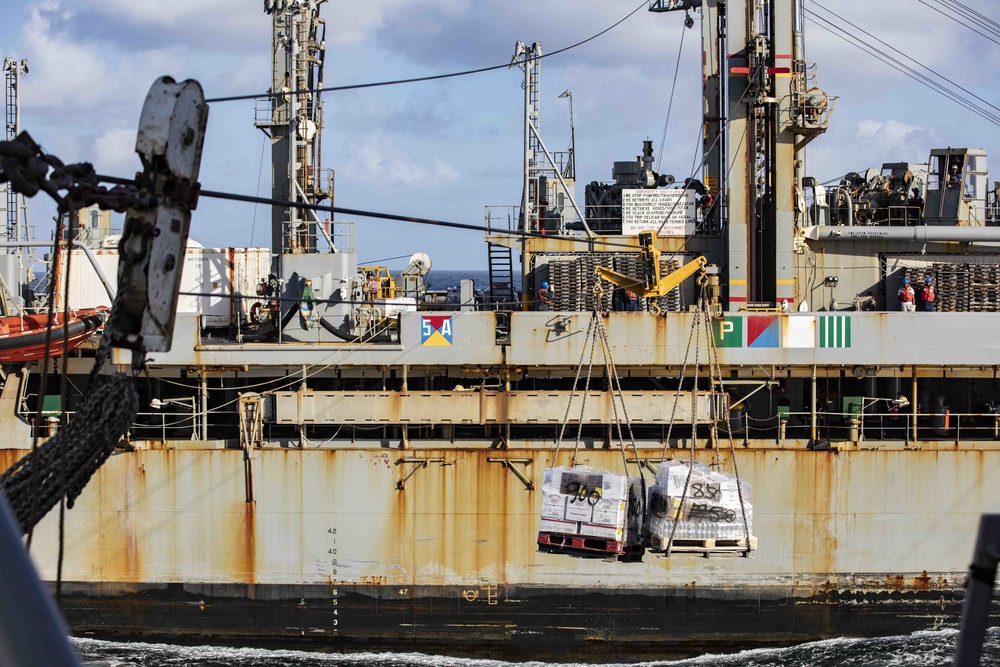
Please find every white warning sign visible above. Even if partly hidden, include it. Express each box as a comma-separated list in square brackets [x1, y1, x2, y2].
[621, 189, 696, 237]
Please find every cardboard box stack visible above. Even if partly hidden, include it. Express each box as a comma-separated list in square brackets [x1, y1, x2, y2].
[538, 466, 643, 550]
[647, 460, 753, 543]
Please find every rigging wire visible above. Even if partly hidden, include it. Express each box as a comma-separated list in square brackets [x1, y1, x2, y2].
[935, 0, 1000, 37]
[807, 8, 999, 125]
[359, 254, 414, 265]
[812, 1, 1000, 117]
[918, 0, 1000, 45]
[804, 8, 1000, 127]
[656, 20, 689, 173]
[95, 174, 649, 252]
[205, 0, 649, 104]
[249, 133, 268, 247]
[656, 75, 755, 248]
[24, 211, 68, 549]
[56, 208, 75, 602]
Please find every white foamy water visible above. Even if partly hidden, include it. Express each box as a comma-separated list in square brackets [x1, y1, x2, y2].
[74, 628, 1000, 667]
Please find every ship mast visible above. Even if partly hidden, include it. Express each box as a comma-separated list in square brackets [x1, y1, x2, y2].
[258, 0, 333, 256]
[653, 0, 831, 309]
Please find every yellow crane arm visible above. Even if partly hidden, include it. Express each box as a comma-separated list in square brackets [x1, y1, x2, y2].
[595, 256, 707, 299]
[651, 255, 707, 297]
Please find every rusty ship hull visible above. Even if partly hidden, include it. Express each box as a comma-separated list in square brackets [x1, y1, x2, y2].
[14, 439, 997, 660]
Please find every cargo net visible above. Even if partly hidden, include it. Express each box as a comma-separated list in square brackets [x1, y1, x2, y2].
[901, 262, 1000, 312]
[545, 253, 685, 312]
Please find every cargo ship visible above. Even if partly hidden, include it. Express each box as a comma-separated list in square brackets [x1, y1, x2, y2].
[2, 0, 1000, 661]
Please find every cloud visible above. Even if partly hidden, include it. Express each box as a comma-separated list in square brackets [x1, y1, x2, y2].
[370, 1, 648, 70]
[327, 0, 470, 47]
[342, 135, 459, 188]
[34, 0, 266, 53]
[19, 3, 187, 115]
[856, 119, 919, 143]
[91, 127, 140, 175]
[806, 118, 939, 180]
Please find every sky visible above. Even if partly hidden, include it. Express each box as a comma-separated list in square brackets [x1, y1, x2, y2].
[2, 0, 998, 271]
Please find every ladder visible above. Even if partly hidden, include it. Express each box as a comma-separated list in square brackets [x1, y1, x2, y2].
[487, 242, 515, 310]
[5, 60, 22, 244]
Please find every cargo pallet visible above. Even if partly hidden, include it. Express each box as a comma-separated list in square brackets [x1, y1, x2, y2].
[537, 531, 644, 561]
[648, 535, 757, 556]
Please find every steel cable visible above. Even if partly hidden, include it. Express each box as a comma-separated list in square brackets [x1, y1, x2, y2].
[205, 1, 649, 104]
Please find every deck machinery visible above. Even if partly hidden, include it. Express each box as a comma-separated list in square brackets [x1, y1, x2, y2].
[7, 0, 1000, 661]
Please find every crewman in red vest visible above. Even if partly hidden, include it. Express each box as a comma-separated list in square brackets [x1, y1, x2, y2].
[538, 281, 552, 311]
[897, 277, 915, 312]
[920, 276, 936, 312]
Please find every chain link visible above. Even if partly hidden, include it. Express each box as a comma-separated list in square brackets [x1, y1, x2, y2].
[0, 131, 151, 215]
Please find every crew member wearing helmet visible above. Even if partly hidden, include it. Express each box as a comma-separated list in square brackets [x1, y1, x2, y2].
[920, 276, 936, 312]
[948, 165, 962, 188]
[898, 277, 915, 312]
[538, 281, 553, 311]
[907, 188, 924, 224]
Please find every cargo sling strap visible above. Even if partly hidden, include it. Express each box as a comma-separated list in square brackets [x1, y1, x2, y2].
[552, 282, 646, 486]
[655, 281, 752, 557]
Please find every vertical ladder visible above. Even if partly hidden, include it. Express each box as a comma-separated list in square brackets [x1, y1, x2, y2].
[488, 243, 515, 310]
[4, 61, 19, 244]
[527, 54, 541, 209]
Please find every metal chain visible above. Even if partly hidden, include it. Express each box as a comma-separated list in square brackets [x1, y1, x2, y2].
[0, 143, 150, 534]
[658, 305, 701, 462]
[665, 288, 706, 557]
[0, 132, 150, 215]
[570, 318, 600, 467]
[703, 302, 752, 553]
[552, 312, 597, 467]
[594, 313, 644, 484]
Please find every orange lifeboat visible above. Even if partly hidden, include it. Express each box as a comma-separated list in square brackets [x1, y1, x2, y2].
[0, 307, 108, 363]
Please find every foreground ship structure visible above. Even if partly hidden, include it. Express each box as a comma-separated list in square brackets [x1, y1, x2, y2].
[1, 0, 999, 660]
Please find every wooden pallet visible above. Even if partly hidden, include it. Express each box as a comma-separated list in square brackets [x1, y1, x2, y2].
[649, 535, 757, 555]
[537, 531, 642, 558]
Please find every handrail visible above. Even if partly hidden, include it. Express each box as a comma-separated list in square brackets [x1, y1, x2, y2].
[0, 240, 115, 302]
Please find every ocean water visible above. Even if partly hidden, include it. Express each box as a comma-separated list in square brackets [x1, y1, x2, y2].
[73, 629, 1000, 667]
[424, 270, 520, 293]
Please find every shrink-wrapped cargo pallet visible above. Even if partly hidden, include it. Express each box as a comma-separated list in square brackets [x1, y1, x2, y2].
[647, 460, 756, 552]
[537, 466, 644, 557]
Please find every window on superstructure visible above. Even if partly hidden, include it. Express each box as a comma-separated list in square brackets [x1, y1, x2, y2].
[928, 156, 943, 191]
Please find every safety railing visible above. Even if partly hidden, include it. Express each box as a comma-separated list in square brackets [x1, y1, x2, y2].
[765, 407, 1000, 444]
[21, 401, 204, 442]
[280, 219, 354, 254]
[484, 206, 520, 234]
